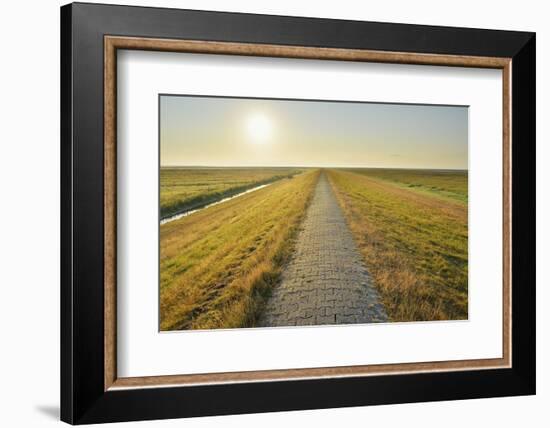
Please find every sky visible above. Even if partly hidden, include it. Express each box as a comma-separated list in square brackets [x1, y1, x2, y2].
[160, 95, 468, 169]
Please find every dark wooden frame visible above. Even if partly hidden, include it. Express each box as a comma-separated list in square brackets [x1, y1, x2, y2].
[61, 2, 536, 424]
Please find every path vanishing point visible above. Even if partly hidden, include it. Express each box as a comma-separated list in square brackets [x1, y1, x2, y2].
[259, 171, 388, 327]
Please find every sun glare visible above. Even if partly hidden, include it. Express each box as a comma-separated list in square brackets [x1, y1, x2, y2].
[246, 113, 272, 143]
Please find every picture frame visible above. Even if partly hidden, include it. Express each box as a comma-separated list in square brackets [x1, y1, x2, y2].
[60, 2, 535, 424]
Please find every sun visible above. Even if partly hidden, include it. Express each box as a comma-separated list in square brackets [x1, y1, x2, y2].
[246, 113, 272, 143]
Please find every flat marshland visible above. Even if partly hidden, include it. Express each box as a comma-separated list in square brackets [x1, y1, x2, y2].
[160, 167, 300, 219]
[344, 168, 467, 204]
[328, 168, 468, 321]
[160, 169, 319, 330]
[160, 166, 467, 330]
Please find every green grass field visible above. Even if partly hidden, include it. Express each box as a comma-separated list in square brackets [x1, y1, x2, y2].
[160, 167, 302, 219]
[160, 169, 319, 330]
[328, 168, 468, 321]
[343, 168, 468, 204]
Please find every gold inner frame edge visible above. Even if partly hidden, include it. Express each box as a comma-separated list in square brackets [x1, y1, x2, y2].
[104, 36, 512, 391]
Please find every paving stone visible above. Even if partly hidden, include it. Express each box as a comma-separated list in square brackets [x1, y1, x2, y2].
[258, 173, 388, 327]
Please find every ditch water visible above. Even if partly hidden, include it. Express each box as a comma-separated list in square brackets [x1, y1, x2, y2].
[160, 183, 272, 225]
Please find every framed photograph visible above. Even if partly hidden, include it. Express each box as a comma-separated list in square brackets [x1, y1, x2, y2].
[61, 2, 535, 424]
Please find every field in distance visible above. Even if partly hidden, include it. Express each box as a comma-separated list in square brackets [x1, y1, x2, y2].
[160, 167, 302, 219]
[343, 168, 467, 204]
[160, 166, 468, 330]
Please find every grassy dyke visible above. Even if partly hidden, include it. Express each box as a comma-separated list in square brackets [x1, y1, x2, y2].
[160, 170, 320, 331]
[160, 167, 302, 219]
[344, 168, 468, 204]
[328, 169, 468, 322]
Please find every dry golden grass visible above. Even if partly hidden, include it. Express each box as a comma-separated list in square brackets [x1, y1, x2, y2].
[328, 169, 468, 322]
[160, 170, 319, 330]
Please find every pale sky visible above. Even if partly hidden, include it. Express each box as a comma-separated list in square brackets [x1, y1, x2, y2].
[160, 95, 468, 169]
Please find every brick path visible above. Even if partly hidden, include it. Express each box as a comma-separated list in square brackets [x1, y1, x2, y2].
[258, 172, 388, 327]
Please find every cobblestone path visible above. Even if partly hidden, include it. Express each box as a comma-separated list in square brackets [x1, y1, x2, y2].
[259, 172, 388, 327]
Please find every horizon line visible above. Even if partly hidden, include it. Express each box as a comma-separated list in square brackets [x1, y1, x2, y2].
[160, 165, 468, 171]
